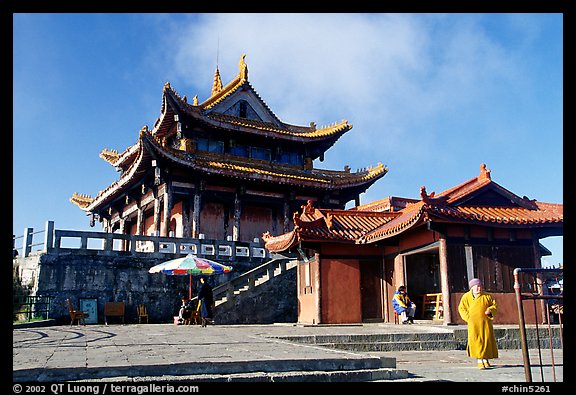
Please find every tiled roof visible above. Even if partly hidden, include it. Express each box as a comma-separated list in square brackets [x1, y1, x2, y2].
[73, 130, 388, 212]
[145, 132, 387, 189]
[263, 164, 563, 252]
[263, 200, 398, 252]
[154, 55, 352, 143]
[205, 112, 352, 140]
[353, 196, 420, 212]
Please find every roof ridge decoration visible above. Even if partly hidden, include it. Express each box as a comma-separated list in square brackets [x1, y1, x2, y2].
[70, 192, 95, 209]
[420, 186, 448, 205]
[99, 148, 120, 165]
[478, 163, 491, 181]
[212, 67, 223, 96]
[199, 54, 249, 110]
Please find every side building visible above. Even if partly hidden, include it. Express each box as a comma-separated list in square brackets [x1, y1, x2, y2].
[263, 164, 563, 325]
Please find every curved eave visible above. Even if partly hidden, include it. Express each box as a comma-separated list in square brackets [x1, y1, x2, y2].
[163, 79, 352, 144]
[83, 138, 150, 212]
[357, 203, 426, 244]
[264, 228, 300, 253]
[147, 135, 387, 191]
[203, 112, 352, 142]
[108, 143, 140, 170]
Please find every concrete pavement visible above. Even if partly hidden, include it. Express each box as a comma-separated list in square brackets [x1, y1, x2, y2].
[13, 322, 563, 383]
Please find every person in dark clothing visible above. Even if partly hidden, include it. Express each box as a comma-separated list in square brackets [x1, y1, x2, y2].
[178, 297, 194, 324]
[197, 276, 214, 327]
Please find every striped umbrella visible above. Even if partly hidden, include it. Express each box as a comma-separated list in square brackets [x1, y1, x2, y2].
[149, 254, 232, 299]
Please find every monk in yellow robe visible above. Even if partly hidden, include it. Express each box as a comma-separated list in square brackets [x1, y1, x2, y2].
[458, 278, 498, 369]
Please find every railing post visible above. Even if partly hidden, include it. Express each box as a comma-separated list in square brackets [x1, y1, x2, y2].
[514, 268, 532, 382]
[53, 230, 61, 253]
[44, 221, 54, 252]
[103, 233, 113, 252]
[129, 235, 137, 254]
[23, 227, 33, 258]
[226, 282, 234, 302]
[279, 259, 287, 272]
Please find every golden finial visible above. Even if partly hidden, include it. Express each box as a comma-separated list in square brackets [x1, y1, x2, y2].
[212, 67, 223, 95]
[139, 125, 149, 137]
[193, 95, 198, 106]
[239, 54, 248, 81]
[163, 82, 171, 91]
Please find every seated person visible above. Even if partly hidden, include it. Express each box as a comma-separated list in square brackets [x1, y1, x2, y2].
[178, 298, 194, 323]
[392, 285, 417, 324]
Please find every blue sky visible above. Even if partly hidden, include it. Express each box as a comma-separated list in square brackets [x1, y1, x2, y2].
[12, 13, 563, 266]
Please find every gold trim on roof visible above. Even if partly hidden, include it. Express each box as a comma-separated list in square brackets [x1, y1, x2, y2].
[206, 160, 332, 184]
[206, 112, 351, 138]
[145, 134, 385, 187]
[70, 192, 95, 209]
[99, 149, 120, 165]
[200, 54, 248, 110]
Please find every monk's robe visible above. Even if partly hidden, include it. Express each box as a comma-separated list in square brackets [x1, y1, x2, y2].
[458, 290, 498, 359]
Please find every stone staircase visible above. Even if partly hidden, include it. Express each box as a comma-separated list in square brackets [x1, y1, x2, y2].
[273, 332, 464, 352]
[273, 326, 564, 352]
[190, 253, 299, 324]
[212, 254, 298, 306]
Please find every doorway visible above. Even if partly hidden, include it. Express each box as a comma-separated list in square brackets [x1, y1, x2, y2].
[405, 251, 441, 320]
[360, 260, 384, 322]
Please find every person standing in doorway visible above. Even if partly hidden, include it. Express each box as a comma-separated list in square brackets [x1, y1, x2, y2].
[197, 276, 214, 327]
[393, 285, 417, 324]
[458, 278, 499, 369]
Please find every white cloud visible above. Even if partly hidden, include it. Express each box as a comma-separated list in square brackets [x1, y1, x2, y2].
[166, 14, 524, 171]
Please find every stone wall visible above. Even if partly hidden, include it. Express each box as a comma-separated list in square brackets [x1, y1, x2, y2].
[29, 253, 295, 325]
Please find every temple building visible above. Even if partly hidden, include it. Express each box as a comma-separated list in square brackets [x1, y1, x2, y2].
[70, 55, 387, 244]
[263, 164, 563, 325]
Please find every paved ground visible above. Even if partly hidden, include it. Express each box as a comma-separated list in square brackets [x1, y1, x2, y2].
[13, 322, 563, 384]
[373, 349, 563, 382]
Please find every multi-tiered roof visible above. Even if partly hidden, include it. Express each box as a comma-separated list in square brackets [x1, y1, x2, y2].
[71, 55, 387, 214]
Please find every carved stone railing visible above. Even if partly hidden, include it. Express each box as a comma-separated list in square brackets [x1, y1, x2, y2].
[14, 220, 271, 263]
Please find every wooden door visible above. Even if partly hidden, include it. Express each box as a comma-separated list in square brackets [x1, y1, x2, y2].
[360, 260, 383, 321]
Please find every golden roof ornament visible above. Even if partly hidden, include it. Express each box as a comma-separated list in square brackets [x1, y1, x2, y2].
[70, 192, 94, 209]
[193, 95, 198, 106]
[239, 54, 248, 81]
[99, 148, 120, 164]
[139, 125, 149, 137]
[212, 67, 223, 95]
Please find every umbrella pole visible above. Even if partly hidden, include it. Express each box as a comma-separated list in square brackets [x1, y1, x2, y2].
[189, 274, 192, 300]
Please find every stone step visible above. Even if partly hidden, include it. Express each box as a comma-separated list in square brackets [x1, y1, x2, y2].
[322, 340, 462, 352]
[274, 332, 457, 344]
[90, 368, 409, 382]
[15, 354, 400, 382]
[277, 328, 563, 352]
